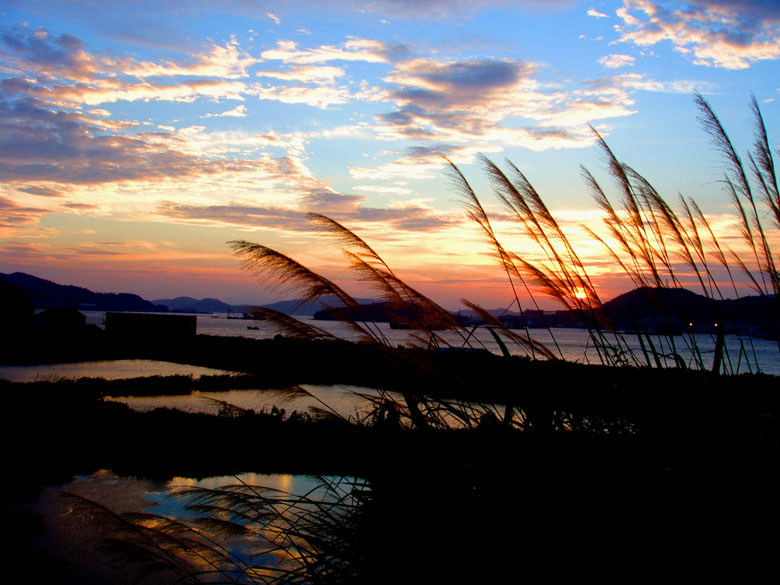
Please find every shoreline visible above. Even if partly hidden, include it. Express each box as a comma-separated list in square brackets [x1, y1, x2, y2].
[5, 333, 780, 581]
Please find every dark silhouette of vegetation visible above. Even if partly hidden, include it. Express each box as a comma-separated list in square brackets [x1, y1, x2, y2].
[10, 95, 780, 583]
[227, 94, 778, 378]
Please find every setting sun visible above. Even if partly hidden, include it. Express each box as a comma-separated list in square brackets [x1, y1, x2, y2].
[1, 1, 778, 308]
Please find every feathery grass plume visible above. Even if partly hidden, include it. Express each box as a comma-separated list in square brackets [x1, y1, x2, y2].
[468, 154, 566, 358]
[696, 92, 779, 346]
[597, 176, 709, 366]
[689, 199, 762, 371]
[627, 170, 715, 368]
[308, 213, 394, 275]
[251, 307, 338, 342]
[591, 129, 662, 286]
[748, 95, 780, 229]
[300, 215, 476, 427]
[340, 250, 460, 349]
[229, 240, 388, 345]
[288, 384, 351, 421]
[460, 299, 557, 361]
[695, 93, 779, 298]
[502, 159, 620, 335]
[462, 96, 779, 371]
[482, 154, 642, 366]
[580, 129, 749, 368]
[308, 212, 473, 349]
[456, 153, 584, 361]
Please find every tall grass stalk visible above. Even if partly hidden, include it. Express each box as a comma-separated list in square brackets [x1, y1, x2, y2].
[457, 95, 778, 374]
[230, 95, 777, 380]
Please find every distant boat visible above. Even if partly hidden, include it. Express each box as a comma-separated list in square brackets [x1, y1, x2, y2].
[247, 325, 259, 330]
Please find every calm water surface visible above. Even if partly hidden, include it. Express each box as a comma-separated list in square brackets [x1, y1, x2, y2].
[110, 383, 391, 421]
[4, 311, 777, 387]
[24, 314, 778, 580]
[82, 311, 780, 376]
[35, 469, 350, 582]
[0, 359, 234, 382]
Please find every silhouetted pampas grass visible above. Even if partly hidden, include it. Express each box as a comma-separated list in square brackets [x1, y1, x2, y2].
[231, 95, 777, 375]
[39, 95, 779, 585]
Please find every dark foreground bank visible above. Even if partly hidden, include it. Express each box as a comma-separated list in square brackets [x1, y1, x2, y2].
[3, 333, 779, 582]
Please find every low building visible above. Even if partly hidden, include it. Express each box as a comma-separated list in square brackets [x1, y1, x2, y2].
[105, 312, 196, 340]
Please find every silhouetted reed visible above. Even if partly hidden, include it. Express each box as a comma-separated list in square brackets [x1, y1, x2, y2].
[229, 95, 777, 377]
[32, 96, 780, 583]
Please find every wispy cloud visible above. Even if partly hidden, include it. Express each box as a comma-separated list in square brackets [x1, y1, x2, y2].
[599, 53, 635, 68]
[203, 104, 247, 118]
[15, 185, 64, 197]
[353, 184, 414, 196]
[1, 28, 254, 107]
[0, 196, 49, 231]
[260, 38, 401, 64]
[123, 38, 258, 79]
[373, 55, 638, 153]
[616, 0, 780, 69]
[157, 197, 455, 233]
[250, 84, 352, 108]
[588, 8, 609, 18]
[585, 72, 708, 94]
[256, 64, 346, 83]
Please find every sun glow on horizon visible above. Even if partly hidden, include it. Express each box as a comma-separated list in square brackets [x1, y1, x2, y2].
[0, 1, 777, 305]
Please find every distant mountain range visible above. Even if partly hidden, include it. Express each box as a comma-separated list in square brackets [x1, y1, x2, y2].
[0, 272, 373, 316]
[1, 272, 776, 334]
[151, 295, 376, 316]
[151, 296, 233, 314]
[0, 272, 165, 312]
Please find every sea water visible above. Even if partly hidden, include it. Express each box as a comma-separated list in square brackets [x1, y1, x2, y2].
[4, 310, 778, 378]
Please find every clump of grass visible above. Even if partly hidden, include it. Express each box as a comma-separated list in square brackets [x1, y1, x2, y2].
[221, 94, 779, 433]
[230, 94, 777, 376]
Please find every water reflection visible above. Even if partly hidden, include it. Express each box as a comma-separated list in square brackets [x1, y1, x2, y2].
[0, 359, 235, 382]
[109, 384, 387, 421]
[35, 470, 354, 584]
[80, 310, 780, 376]
[147, 472, 330, 519]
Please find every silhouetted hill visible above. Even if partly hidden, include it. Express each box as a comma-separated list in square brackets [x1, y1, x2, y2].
[262, 296, 376, 317]
[0, 272, 165, 312]
[5, 271, 776, 336]
[603, 287, 711, 323]
[152, 296, 232, 313]
[151, 295, 378, 315]
[602, 286, 778, 333]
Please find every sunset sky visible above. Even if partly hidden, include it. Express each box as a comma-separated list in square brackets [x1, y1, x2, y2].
[1, 0, 779, 309]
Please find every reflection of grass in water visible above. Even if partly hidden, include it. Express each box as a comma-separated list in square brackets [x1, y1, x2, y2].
[63, 476, 369, 584]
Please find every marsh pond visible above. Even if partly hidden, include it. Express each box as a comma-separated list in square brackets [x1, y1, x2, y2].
[4, 316, 780, 583]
